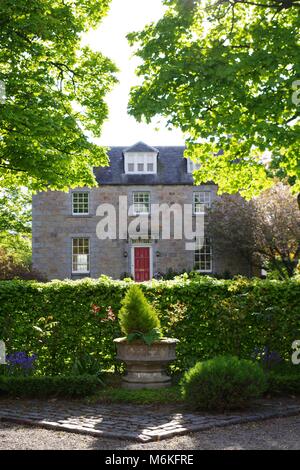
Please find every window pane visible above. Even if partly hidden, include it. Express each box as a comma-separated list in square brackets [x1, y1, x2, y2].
[133, 192, 150, 213]
[125, 155, 156, 174]
[188, 159, 201, 173]
[72, 192, 89, 214]
[72, 238, 90, 272]
[193, 191, 211, 213]
[194, 238, 212, 272]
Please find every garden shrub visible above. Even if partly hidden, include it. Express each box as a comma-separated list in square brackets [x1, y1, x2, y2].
[0, 247, 46, 281]
[71, 352, 104, 379]
[266, 364, 300, 395]
[0, 374, 102, 398]
[180, 356, 267, 411]
[118, 285, 162, 344]
[0, 276, 299, 375]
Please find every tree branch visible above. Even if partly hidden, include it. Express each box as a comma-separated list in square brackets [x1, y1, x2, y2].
[217, 0, 300, 9]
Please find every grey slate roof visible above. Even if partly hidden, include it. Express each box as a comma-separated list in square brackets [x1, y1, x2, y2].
[94, 145, 195, 186]
[123, 141, 159, 153]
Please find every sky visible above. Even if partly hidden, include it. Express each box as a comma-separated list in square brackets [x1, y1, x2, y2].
[82, 0, 185, 147]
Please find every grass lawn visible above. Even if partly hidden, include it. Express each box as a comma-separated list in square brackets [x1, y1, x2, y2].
[87, 373, 183, 404]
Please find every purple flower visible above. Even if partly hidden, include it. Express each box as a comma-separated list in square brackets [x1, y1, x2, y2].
[6, 352, 37, 374]
[251, 346, 282, 370]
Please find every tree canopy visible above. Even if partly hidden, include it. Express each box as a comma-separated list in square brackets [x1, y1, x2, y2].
[208, 184, 300, 278]
[128, 0, 300, 199]
[0, 188, 31, 234]
[0, 0, 117, 191]
[0, 187, 32, 277]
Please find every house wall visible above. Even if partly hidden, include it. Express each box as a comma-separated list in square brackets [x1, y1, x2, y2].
[32, 185, 251, 280]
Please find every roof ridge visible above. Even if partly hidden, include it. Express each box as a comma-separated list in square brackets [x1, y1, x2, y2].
[122, 141, 159, 153]
[107, 145, 186, 153]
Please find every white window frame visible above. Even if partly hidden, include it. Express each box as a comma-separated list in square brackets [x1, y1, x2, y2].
[72, 238, 90, 274]
[124, 152, 157, 174]
[194, 237, 213, 273]
[72, 191, 89, 216]
[187, 158, 201, 174]
[193, 191, 211, 214]
[132, 191, 151, 215]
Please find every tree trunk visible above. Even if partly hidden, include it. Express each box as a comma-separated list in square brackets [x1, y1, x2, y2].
[282, 258, 297, 278]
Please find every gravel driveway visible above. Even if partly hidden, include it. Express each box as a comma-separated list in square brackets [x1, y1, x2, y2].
[1, 415, 300, 450]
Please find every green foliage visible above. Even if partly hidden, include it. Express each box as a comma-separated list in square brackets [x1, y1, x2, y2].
[0, 0, 117, 191]
[71, 352, 104, 382]
[181, 356, 267, 411]
[0, 234, 31, 266]
[128, 0, 300, 198]
[0, 189, 31, 234]
[0, 246, 45, 281]
[0, 276, 299, 375]
[89, 385, 182, 405]
[0, 188, 33, 276]
[118, 285, 162, 344]
[0, 374, 102, 398]
[266, 363, 300, 395]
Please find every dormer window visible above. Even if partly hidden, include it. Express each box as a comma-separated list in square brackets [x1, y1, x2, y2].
[187, 158, 201, 174]
[124, 153, 157, 174]
[123, 142, 158, 175]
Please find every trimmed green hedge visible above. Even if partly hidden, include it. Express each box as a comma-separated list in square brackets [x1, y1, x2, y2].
[0, 375, 101, 398]
[0, 276, 299, 375]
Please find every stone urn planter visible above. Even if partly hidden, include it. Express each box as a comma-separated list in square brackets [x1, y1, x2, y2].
[114, 337, 179, 389]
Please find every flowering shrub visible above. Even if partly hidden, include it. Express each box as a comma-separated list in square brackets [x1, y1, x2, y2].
[5, 352, 37, 376]
[91, 304, 116, 322]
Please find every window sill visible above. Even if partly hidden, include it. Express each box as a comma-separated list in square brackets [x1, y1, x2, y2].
[71, 213, 90, 216]
[131, 212, 151, 217]
[72, 271, 90, 275]
[69, 214, 93, 219]
[125, 172, 157, 175]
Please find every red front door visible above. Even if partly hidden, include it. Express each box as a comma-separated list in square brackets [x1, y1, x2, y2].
[134, 247, 150, 282]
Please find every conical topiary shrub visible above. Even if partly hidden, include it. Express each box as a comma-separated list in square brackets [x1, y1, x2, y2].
[118, 285, 162, 345]
[115, 285, 178, 389]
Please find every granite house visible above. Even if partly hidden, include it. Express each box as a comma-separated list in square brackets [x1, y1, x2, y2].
[32, 142, 250, 281]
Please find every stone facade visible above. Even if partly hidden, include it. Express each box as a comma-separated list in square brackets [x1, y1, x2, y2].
[32, 183, 251, 280]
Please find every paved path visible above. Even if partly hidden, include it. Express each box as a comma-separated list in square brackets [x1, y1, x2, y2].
[2, 415, 300, 449]
[0, 399, 300, 442]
